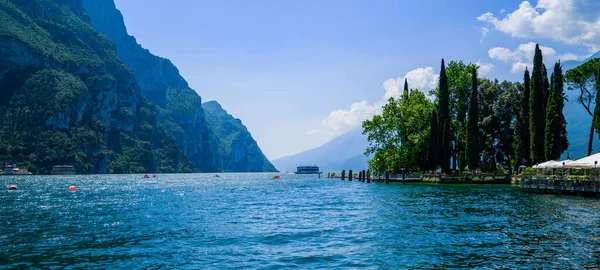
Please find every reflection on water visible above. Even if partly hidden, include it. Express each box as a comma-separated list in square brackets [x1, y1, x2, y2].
[1, 174, 599, 268]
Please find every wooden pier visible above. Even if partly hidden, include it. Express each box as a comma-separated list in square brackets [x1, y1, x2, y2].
[520, 176, 600, 196]
[328, 171, 511, 185]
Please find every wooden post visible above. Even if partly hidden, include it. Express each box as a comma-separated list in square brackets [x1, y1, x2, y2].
[367, 170, 371, 183]
[358, 171, 362, 182]
[349, 170, 353, 181]
[361, 170, 365, 182]
[385, 171, 389, 184]
[341, 170, 345, 180]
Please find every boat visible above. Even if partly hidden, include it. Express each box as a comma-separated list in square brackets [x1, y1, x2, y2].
[294, 166, 322, 175]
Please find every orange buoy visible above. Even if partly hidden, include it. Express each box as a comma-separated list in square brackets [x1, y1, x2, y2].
[68, 186, 76, 191]
[8, 185, 17, 191]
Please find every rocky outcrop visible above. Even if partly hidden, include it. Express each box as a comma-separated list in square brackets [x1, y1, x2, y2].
[0, 0, 194, 173]
[82, 0, 276, 172]
[203, 101, 277, 172]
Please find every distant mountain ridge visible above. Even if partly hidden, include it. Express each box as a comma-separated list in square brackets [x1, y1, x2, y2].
[272, 127, 369, 172]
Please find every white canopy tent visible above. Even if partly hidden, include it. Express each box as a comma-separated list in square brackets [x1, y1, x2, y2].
[545, 160, 573, 169]
[564, 152, 600, 169]
[532, 160, 556, 169]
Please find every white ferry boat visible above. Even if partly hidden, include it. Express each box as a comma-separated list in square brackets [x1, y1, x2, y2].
[295, 166, 322, 175]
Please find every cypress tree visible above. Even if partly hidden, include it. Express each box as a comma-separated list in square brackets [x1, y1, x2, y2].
[542, 64, 550, 134]
[530, 44, 546, 163]
[520, 68, 531, 165]
[438, 59, 451, 173]
[544, 61, 568, 160]
[466, 66, 479, 170]
[428, 109, 440, 171]
[403, 78, 409, 101]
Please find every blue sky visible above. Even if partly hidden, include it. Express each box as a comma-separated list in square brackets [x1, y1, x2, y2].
[114, 0, 599, 160]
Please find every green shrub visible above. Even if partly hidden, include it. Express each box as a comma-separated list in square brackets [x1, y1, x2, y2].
[521, 167, 536, 176]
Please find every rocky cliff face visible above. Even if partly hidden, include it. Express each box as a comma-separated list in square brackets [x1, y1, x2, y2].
[82, 0, 276, 172]
[81, 0, 218, 172]
[203, 101, 277, 172]
[0, 0, 194, 173]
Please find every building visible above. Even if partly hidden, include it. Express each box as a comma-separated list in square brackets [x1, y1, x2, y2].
[1, 164, 32, 175]
[52, 165, 76, 175]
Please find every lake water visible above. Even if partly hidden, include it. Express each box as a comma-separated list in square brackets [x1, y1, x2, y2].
[1, 173, 600, 268]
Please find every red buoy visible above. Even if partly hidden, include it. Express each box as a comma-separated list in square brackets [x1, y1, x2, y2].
[8, 185, 17, 191]
[68, 186, 76, 191]
[273, 175, 281, 179]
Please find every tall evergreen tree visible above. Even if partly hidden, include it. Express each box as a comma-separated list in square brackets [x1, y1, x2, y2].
[403, 78, 409, 101]
[542, 64, 550, 134]
[530, 44, 546, 163]
[466, 66, 479, 170]
[544, 61, 568, 160]
[438, 59, 451, 173]
[519, 68, 531, 165]
[428, 109, 440, 171]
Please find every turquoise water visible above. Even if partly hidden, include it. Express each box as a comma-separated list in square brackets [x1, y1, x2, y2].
[1, 173, 600, 269]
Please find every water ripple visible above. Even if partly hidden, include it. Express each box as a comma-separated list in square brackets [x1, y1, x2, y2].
[1, 174, 600, 268]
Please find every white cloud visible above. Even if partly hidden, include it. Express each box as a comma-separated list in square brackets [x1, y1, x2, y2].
[475, 61, 495, 76]
[318, 101, 381, 134]
[500, 9, 506, 14]
[478, 0, 600, 52]
[480, 27, 490, 43]
[311, 67, 439, 138]
[383, 67, 439, 100]
[488, 42, 578, 73]
[511, 62, 528, 73]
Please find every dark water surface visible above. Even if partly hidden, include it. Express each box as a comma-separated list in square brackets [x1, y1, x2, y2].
[1, 173, 600, 269]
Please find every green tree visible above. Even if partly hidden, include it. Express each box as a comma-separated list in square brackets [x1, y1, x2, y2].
[466, 66, 479, 170]
[530, 44, 547, 163]
[363, 90, 433, 172]
[516, 68, 531, 166]
[544, 61, 568, 160]
[494, 81, 519, 173]
[564, 58, 600, 156]
[438, 59, 451, 173]
[403, 78, 409, 101]
[446, 61, 473, 171]
[428, 109, 440, 171]
[478, 79, 519, 172]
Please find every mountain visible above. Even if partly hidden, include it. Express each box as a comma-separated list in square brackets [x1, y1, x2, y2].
[0, 0, 275, 173]
[202, 101, 277, 172]
[82, 0, 275, 172]
[562, 51, 600, 71]
[272, 127, 369, 173]
[0, 0, 194, 173]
